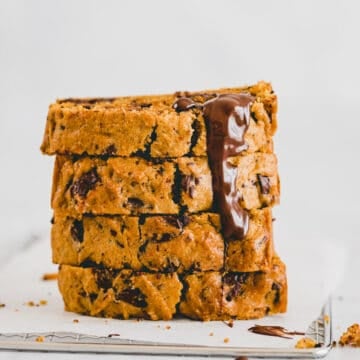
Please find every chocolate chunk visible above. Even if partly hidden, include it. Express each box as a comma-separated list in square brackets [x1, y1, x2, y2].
[272, 282, 281, 304]
[89, 293, 97, 302]
[103, 144, 117, 156]
[110, 229, 117, 237]
[81, 259, 98, 268]
[164, 215, 190, 230]
[139, 103, 152, 108]
[257, 174, 270, 194]
[127, 197, 144, 208]
[158, 233, 172, 242]
[93, 269, 116, 290]
[173, 97, 197, 112]
[70, 168, 100, 198]
[224, 273, 249, 301]
[71, 220, 84, 243]
[116, 288, 148, 308]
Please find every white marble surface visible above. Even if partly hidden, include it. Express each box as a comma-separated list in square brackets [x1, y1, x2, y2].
[1, 0, 360, 358]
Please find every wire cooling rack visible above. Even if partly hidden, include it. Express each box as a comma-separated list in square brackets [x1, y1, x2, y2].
[0, 298, 332, 358]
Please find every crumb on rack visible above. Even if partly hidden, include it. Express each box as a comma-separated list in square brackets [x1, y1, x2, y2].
[324, 315, 330, 324]
[224, 337, 230, 343]
[73, 319, 79, 323]
[209, 332, 214, 336]
[223, 319, 234, 328]
[0, 303, 5, 308]
[39, 300, 48, 306]
[339, 323, 360, 347]
[26, 301, 35, 307]
[165, 325, 171, 330]
[35, 336, 44, 343]
[332, 340, 337, 347]
[42, 273, 58, 281]
[295, 337, 317, 349]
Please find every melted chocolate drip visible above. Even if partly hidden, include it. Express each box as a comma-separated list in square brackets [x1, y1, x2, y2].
[173, 93, 254, 240]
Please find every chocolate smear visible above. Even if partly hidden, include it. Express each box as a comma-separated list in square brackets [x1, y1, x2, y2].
[248, 325, 305, 339]
[70, 168, 100, 198]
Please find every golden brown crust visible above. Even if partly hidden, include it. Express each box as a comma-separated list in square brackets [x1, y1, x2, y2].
[41, 81, 276, 157]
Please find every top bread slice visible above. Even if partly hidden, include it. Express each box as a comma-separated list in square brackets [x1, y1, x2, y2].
[41, 81, 277, 158]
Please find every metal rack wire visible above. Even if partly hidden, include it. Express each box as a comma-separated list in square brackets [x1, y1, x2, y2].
[0, 298, 332, 358]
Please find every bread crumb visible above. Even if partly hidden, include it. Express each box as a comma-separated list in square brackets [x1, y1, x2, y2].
[339, 323, 360, 347]
[224, 337, 230, 343]
[295, 337, 317, 349]
[39, 300, 48, 306]
[332, 340, 337, 347]
[165, 325, 171, 330]
[223, 319, 234, 328]
[0, 304, 5, 308]
[324, 315, 330, 324]
[35, 336, 44, 343]
[26, 301, 35, 307]
[42, 273, 58, 281]
[209, 332, 214, 336]
[73, 319, 79, 323]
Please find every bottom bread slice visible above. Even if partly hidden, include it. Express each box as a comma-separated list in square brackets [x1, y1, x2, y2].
[58, 257, 286, 320]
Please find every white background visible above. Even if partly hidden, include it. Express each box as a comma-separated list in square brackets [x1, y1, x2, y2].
[0, 0, 359, 358]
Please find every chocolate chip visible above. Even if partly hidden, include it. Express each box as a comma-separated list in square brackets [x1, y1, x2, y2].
[224, 273, 249, 301]
[110, 229, 117, 237]
[158, 233, 171, 242]
[139, 103, 152, 108]
[81, 259, 98, 268]
[173, 97, 197, 112]
[89, 293, 97, 302]
[272, 282, 281, 304]
[116, 288, 148, 308]
[257, 174, 270, 194]
[164, 215, 190, 230]
[93, 269, 116, 290]
[127, 197, 144, 209]
[71, 220, 84, 243]
[103, 144, 117, 156]
[50, 217, 54, 225]
[70, 168, 100, 198]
